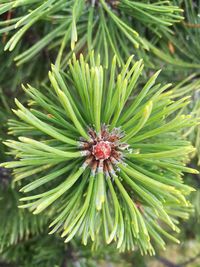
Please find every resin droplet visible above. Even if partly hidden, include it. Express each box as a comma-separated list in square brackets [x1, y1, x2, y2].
[92, 141, 111, 160]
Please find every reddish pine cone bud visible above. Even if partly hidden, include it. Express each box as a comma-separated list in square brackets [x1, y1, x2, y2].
[92, 141, 111, 160]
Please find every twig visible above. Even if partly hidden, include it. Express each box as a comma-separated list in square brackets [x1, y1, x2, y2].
[183, 21, 200, 28]
[156, 256, 181, 267]
[181, 253, 200, 266]
[156, 253, 200, 267]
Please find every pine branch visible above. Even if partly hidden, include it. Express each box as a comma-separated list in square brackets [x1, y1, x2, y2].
[172, 74, 200, 165]
[150, 0, 200, 70]
[1, 54, 198, 255]
[0, 187, 49, 252]
[0, 1, 184, 67]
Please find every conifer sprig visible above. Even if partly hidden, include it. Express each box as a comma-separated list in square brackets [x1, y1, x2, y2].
[1, 54, 199, 255]
[0, 0, 183, 66]
[172, 74, 200, 165]
[147, 0, 200, 70]
[0, 187, 48, 252]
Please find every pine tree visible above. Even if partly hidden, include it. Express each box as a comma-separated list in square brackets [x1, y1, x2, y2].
[0, 1, 200, 266]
